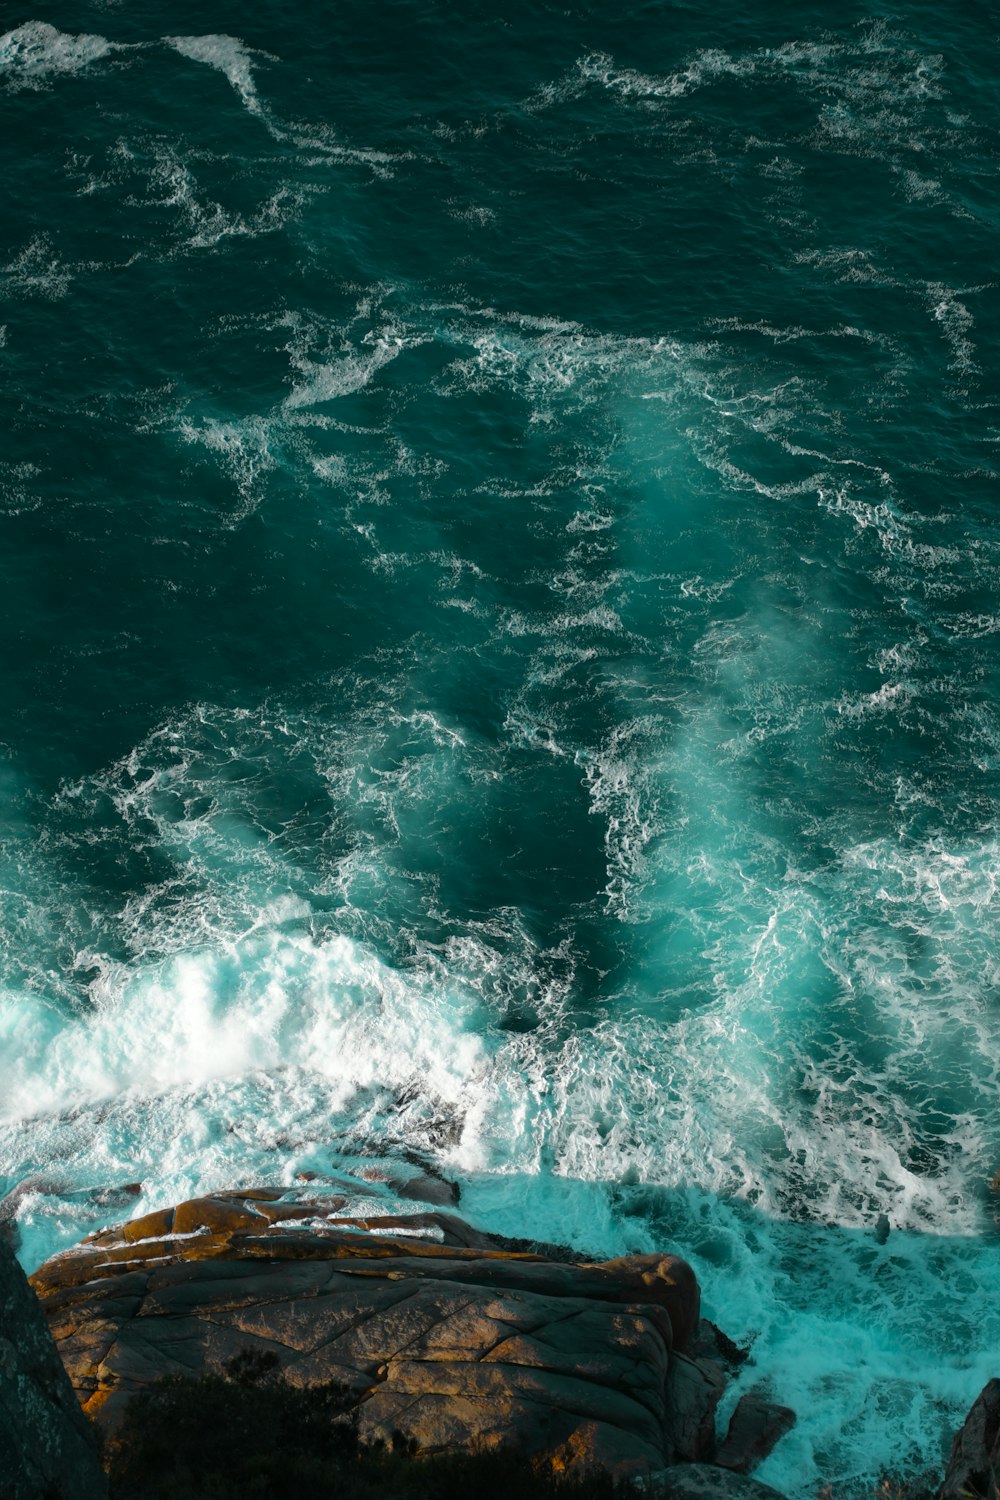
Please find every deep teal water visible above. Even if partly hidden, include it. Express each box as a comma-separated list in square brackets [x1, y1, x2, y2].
[2, 3, 1000, 1489]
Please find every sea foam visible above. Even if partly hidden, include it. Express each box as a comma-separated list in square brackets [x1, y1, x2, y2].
[165, 34, 270, 119]
[0, 21, 113, 87]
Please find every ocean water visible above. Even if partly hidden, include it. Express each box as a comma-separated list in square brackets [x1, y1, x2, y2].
[2, 2, 999, 1490]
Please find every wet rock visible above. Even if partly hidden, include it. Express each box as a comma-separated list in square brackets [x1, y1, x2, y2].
[641, 1464, 788, 1500]
[82, 1182, 143, 1211]
[0, 1175, 64, 1251]
[0, 1177, 144, 1252]
[396, 1171, 461, 1207]
[31, 1187, 704, 1477]
[938, 1378, 1000, 1500]
[689, 1320, 750, 1372]
[0, 1231, 107, 1499]
[664, 1353, 727, 1462]
[714, 1393, 796, 1474]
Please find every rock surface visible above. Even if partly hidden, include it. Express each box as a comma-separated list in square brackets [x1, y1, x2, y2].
[665, 1353, 727, 1462]
[938, 1378, 1000, 1500]
[0, 1231, 107, 1500]
[714, 1393, 796, 1475]
[642, 1462, 788, 1500]
[31, 1188, 709, 1476]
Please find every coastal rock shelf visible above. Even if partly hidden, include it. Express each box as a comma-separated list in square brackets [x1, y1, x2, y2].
[14, 1187, 1000, 1496]
[28, 1187, 756, 1478]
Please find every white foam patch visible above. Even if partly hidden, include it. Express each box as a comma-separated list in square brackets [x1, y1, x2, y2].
[145, 147, 306, 252]
[0, 928, 484, 1125]
[1, 236, 73, 301]
[0, 21, 113, 86]
[166, 34, 268, 118]
[146, 306, 432, 513]
[164, 32, 400, 172]
[177, 415, 279, 515]
[570, 29, 942, 119]
[927, 283, 979, 375]
[284, 330, 409, 410]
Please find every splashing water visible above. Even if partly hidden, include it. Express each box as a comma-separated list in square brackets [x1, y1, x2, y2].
[2, 3, 1000, 1492]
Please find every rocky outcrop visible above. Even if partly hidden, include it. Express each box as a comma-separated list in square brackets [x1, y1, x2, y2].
[29, 1187, 718, 1477]
[16, 1183, 1000, 1500]
[938, 1378, 1000, 1500]
[664, 1353, 727, 1463]
[714, 1394, 796, 1476]
[0, 1231, 107, 1500]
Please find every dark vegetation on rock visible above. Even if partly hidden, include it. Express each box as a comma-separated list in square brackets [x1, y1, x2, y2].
[13, 1185, 995, 1500]
[104, 1351, 793, 1500]
[30, 1189, 712, 1475]
[105, 1348, 623, 1500]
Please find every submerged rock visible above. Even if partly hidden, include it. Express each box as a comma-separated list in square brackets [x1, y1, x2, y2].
[0, 1176, 143, 1253]
[0, 1231, 107, 1500]
[0, 1175, 64, 1251]
[396, 1169, 462, 1207]
[31, 1186, 706, 1477]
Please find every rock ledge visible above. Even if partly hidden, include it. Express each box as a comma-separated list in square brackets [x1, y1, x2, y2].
[31, 1187, 714, 1476]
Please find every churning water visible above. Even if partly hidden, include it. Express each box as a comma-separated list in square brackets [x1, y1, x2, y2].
[2, 3, 1000, 1490]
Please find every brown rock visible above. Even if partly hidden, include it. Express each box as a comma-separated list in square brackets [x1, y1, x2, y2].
[119, 1205, 175, 1243]
[172, 1195, 269, 1235]
[714, 1393, 796, 1474]
[599, 1254, 701, 1353]
[30, 1187, 706, 1476]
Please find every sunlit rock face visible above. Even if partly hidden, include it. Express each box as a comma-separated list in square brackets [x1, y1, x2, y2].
[30, 1188, 722, 1476]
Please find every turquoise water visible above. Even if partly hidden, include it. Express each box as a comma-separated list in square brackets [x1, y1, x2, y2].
[2, 3, 1000, 1490]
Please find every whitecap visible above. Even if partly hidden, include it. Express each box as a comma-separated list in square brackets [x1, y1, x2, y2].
[283, 333, 407, 410]
[927, 283, 979, 374]
[176, 414, 279, 516]
[165, 33, 271, 118]
[164, 32, 401, 173]
[0, 21, 113, 87]
[1, 236, 73, 301]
